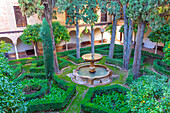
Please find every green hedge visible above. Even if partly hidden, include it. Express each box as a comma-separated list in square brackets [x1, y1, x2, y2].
[9, 56, 37, 65]
[27, 76, 76, 112]
[81, 84, 130, 113]
[126, 69, 134, 86]
[12, 64, 22, 78]
[13, 73, 46, 83]
[141, 51, 162, 59]
[23, 83, 48, 101]
[68, 51, 91, 64]
[153, 59, 170, 76]
[106, 56, 146, 69]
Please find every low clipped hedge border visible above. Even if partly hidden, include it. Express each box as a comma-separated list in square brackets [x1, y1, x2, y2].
[29, 58, 71, 73]
[106, 56, 146, 69]
[141, 51, 162, 59]
[81, 84, 130, 113]
[27, 76, 76, 112]
[9, 56, 37, 65]
[12, 64, 22, 78]
[23, 83, 48, 101]
[68, 51, 91, 64]
[153, 59, 170, 76]
[13, 73, 46, 83]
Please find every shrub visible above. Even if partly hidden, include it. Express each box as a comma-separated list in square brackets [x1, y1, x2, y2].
[26, 76, 76, 112]
[0, 75, 27, 112]
[141, 51, 163, 59]
[13, 64, 22, 78]
[9, 56, 37, 65]
[21, 78, 48, 101]
[127, 75, 169, 112]
[13, 73, 47, 83]
[153, 59, 170, 76]
[81, 84, 130, 113]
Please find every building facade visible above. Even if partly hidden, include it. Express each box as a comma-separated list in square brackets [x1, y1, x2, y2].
[0, 0, 163, 59]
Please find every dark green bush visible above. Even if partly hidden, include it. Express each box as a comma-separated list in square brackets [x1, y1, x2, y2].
[81, 84, 130, 113]
[13, 64, 22, 78]
[13, 73, 46, 83]
[23, 83, 48, 101]
[9, 56, 37, 65]
[126, 69, 134, 86]
[26, 76, 76, 112]
[141, 51, 163, 59]
[153, 59, 170, 76]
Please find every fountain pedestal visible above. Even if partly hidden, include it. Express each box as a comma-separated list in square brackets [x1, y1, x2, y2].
[89, 61, 95, 73]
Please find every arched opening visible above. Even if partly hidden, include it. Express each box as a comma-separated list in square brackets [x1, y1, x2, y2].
[94, 28, 101, 44]
[16, 38, 34, 57]
[80, 29, 91, 47]
[0, 37, 15, 58]
[69, 30, 76, 44]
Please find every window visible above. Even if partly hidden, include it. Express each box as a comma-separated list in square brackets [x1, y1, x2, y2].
[13, 6, 27, 27]
[101, 12, 107, 22]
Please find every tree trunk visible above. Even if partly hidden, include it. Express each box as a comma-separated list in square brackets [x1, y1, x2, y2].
[35, 42, 39, 56]
[123, 4, 128, 69]
[132, 21, 146, 79]
[155, 42, 158, 54]
[76, 20, 80, 58]
[44, 2, 60, 73]
[91, 25, 95, 56]
[108, 15, 117, 59]
[125, 19, 133, 70]
[33, 41, 37, 57]
[134, 32, 137, 51]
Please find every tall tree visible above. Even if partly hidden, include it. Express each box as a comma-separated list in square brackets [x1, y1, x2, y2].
[99, 0, 121, 59]
[56, 0, 85, 58]
[52, 21, 70, 50]
[84, 0, 99, 56]
[18, 0, 60, 73]
[40, 18, 54, 94]
[163, 41, 170, 65]
[20, 24, 42, 56]
[126, 0, 167, 79]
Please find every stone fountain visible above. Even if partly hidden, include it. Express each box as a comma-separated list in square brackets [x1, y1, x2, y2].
[72, 53, 112, 86]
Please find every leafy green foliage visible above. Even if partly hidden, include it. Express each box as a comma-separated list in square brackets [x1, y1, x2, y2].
[148, 24, 170, 43]
[127, 75, 170, 112]
[126, 0, 166, 30]
[83, 0, 98, 26]
[40, 18, 54, 80]
[20, 24, 42, 45]
[93, 91, 129, 112]
[0, 41, 12, 53]
[18, 0, 44, 18]
[0, 75, 27, 112]
[52, 21, 70, 43]
[163, 41, 170, 65]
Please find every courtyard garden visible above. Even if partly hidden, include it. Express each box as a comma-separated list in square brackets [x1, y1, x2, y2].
[1, 0, 170, 113]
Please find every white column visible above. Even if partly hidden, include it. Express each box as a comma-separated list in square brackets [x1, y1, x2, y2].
[14, 43, 19, 59]
[33, 44, 37, 56]
[65, 41, 68, 51]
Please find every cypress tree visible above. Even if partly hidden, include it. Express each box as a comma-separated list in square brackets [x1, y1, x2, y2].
[40, 18, 54, 94]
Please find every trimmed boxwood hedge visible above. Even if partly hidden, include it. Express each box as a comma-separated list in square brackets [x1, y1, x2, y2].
[141, 51, 163, 59]
[13, 73, 47, 83]
[29, 58, 71, 73]
[81, 84, 130, 113]
[153, 59, 170, 76]
[26, 75, 76, 112]
[12, 64, 22, 78]
[9, 56, 37, 65]
[23, 83, 48, 101]
[68, 51, 91, 64]
[106, 56, 146, 69]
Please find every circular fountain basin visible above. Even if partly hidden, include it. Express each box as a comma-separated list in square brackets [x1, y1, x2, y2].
[82, 53, 103, 62]
[73, 65, 112, 86]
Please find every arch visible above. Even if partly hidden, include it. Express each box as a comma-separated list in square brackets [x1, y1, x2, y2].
[94, 28, 101, 41]
[68, 30, 76, 44]
[81, 29, 91, 42]
[16, 38, 33, 53]
[0, 37, 15, 54]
